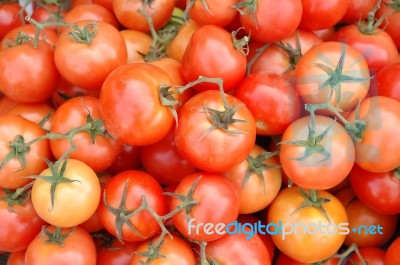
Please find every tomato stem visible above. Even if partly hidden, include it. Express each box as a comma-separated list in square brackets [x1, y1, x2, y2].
[231, 28, 250, 56]
[334, 243, 367, 265]
[11, 181, 34, 200]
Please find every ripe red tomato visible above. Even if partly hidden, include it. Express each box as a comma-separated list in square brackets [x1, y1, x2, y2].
[120, 29, 152, 63]
[25, 226, 97, 265]
[96, 240, 138, 265]
[7, 249, 26, 265]
[341, 0, 378, 22]
[377, 1, 400, 49]
[54, 21, 127, 90]
[376, 62, 400, 101]
[346, 247, 385, 265]
[106, 144, 141, 175]
[385, 236, 400, 265]
[170, 172, 240, 242]
[238, 0, 302, 42]
[63, 3, 119, 29]
[8, 102, 55, 131]
[0, 3, 26, 40]
[174, 90, 256, 173]
[187, 0, 239, 27]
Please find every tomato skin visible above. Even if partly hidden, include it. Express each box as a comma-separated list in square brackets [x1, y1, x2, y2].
[349, 164, 400, 215]
[25, 226, 97, 265]
[187, 0, 239, 27]
[239, 0, 302, 43]
[299, 0, 349, 31]
[174, 90, 256, 173]
[31, 159, 101, 227]
[346, 247, 385, 265]
[131, 234, 196, 265]
[106, 144, 141, 175]
[50, 96, 122, 172]
[0, 190, 45, 252]
[100, 63, 174, 146]
[0, 96, 18, 116]
[331, 24, 398, 71]
[0, 3, 26, 40]
[98, 170, 168, 242]
[120, 30, 152, 63]
[8, 102, 55, 131]
[181, 25, 246, 92]
[0, 115, 52, 189]
[170, 172, 240, 242]
[7, 249, 26, 265]
[385, 236, 400, 265]
[341, 0, 377, 22]
[0, 40, 60, 103]
[234, 72, 301, 136]
[63, 4, 119, 29]
[280, 115, 355, 190]
[295, 41, 370, 112]
[167, 19, 198, 63]
[376, 62, 400, 101]
[54, 21, 127, 91]
[347, 96, 400, 172]
[97, 240, 138, 265]
[377, 2, 400, 49]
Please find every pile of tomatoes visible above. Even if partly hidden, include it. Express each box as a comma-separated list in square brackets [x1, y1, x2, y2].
[0, 0, 399, 264]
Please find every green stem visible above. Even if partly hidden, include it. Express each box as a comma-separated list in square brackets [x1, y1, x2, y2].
[11, 181, 34, 200]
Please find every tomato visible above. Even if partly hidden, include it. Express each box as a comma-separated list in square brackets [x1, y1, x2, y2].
[0, 115, 51, 189]
[174, 90, 256, 173]
[205, 229, 271, 265]
[50, 96, 122, 172]
[167, 19, 198, 63]
[234, 72, 301, 136]
[63, 4, 119, 30]
[385, 236, 400, 265]
[0, 189, 45, 252]
[54, 21, 127, 91]
[113, 0, 174, 32]
[0, 3, 26, 40]
[349, 164, 400, 215]
[187, 0, 239, 27]
[222, 144, 281, 214]
[30, 4, 65, 33]
[313, 28, 336, 41]
[120, 30, 152, 63]
[25, 226, 97, 265]
[93, 0, 113, 13]
[131, 234, 196, 265]
[377, 1, 400, 49]
[267, 188, 348, 263]
[331, 24, 398, 71]
[346, 247, 385, 265]
[0, 96, 18, 116]
[8, 102, 55, 131]
[376, 62, 400, 101]
[295, 42, 370, 112]
[299, 0, 349, 31]
[140, 130, 196, 185]
[31, 159, 101, 227]
[280, 115, 355, 190]
[238, 0, 302, 42]
[106, 144, 141, 175]
[170, 172, 240, 242]
[147, 57, 186, 87]
[97, 239, 138, 265]
[100, 63, 175, 146]
[341, 0, 378, 22]
[347, 96, 400, 172]
[7, 249, 26, 265]
[0, 40, 60, 103]
[276, 253, 308, 265]
[98, 170, 168, 242]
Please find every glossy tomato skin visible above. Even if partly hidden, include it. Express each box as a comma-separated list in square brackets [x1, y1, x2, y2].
[299, 0, 349, 31]
[0, 190, 45, 252]
[0, 3, 26, 40]
[0, 115, 52, 189]
[106, 144, 141, 175]
[0, 40, 60, 103]
[280, 115, 355, 190]
[54, 21, 127, 90]
[50, 96, 122, 172]
[25, 226, 97, 265]
[100, 63, 174, 146]
[170, 172, 240, 242]
[349, 164, 400, 215]
[181, 25, 246, 92]
[63, 3, 119, 29]
[97, 240, 138, 265]
[267, 188, 348, 263]
[385, 236, 400, 265]
[295, 41, 370, 112]
[234, 72, 301, 136]
[174, 90, 256, 173]
[187, 0, 239, 27]
[98, 170, 168, 242]
[239, 0, 302, 43]
[376, 62, 400, 101]
[347, 96, 400, 172]
[31, 159, 101, 227]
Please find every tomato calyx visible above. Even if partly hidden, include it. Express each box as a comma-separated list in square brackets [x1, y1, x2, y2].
[135, 237, 167, 264]
[0, 135, 31, 171]
[291, 188, 332, 222]
[234, 0, 257, 26]
[0, 183, 32, 212]
[275, 31, 303, 72]
[231, 28, 250, 56]
[41, 226, 76, 246]
[357, 0, 386, 35]
[3, 31, 33, 48]
[386, 0, 400, 10]
[244, 151, 280, 192]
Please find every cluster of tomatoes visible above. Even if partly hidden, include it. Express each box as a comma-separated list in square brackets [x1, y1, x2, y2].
[0, 0, 400, 264]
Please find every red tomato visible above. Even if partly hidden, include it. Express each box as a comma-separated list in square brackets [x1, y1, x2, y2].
[54, 21, 127, 90]
[170, 172, 240, 242]
[347, 96, 400, 172]
[238, 0, 302, 42]
[100, 63, 175, 146]
[120, 29, 152, 63]
[106, 145, 141, 175]
[8, 102, 55, 131]
[174, 90, 256, 173]
[7, 249, 26, 265]
[97, 239, 138, 265]
[377, 1, 400, 49]
[341, 0, 378, 22]
[0, 3, 26, 40]
[93, 0, 113, 12]
[98, 170, 168, 242]
[385, 236, 400, 265]
[63, 4, 119, 29]
[25, 226, 97, 265]
[0, 40, 60, 103]
[376, 62, 400, 101]
[346, 247, 385, 265]
[234, 72, 301, 136]
[299, 0, 350, 31]
[187, 0, 239, 27]
[166, 19, 198, 63]
[0, 96, 18, 116]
